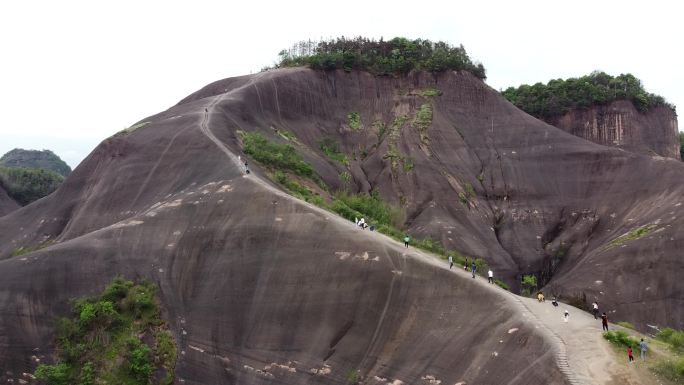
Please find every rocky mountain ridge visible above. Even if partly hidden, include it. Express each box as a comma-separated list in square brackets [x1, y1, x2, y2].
[0, 68, 682, 384]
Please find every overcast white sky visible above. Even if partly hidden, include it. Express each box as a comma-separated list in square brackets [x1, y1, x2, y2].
[1, 0, 681, 168]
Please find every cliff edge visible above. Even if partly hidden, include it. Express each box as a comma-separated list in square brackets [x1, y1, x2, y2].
[548, 100, 679, 159]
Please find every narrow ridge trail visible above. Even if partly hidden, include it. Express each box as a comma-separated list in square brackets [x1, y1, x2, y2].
[198, 95, 630, 385]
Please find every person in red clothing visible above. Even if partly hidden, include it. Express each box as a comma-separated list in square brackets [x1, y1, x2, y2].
[627, 347, 634, 363]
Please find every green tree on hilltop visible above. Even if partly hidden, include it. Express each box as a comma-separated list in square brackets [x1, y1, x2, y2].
[502, 71, 675, 119]
[275, 36, 486, 79]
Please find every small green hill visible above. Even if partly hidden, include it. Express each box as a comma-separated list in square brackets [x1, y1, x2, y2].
[0, 148, 71, 177]
[502, 71, 674, 119]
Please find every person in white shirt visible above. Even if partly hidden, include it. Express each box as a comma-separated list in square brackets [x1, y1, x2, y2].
[487, 269, 494, 284]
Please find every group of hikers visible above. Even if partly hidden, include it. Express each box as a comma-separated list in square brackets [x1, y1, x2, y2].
[355, 218, 376, 232]
[371, 227, 650, 366]
[446, 249, 650, 365]
[590, 301, 649, 363]
[443, 255, 496, 283]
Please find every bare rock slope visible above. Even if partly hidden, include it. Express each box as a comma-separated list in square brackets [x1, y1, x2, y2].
[0, 68, 682, 384]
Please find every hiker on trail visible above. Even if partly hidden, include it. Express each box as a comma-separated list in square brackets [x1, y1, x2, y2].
[448, 255, 453, 269]
[488, 269, 493, 283]
[563, 309, 569, 323]
[537, 292, 545, 302]
[404, 235, 410, 248]
[601, 313, 609, 331]
[369, 225, 375, 232]
[244, 161, 250, 174]
[471, 262, 477, 278]
[592, 302, 599, 319]
[628, 347, 634, 363]
[639, 339, 648, 361]
[358, 218, 366, 229]
[551, 296, 559, 307]
[464, 257, 469, 271]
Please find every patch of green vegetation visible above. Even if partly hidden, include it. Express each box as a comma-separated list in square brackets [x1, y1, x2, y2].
[458, 183, 476, 206]
[464, 183, 476, 198]
[374, 121, 388, 144]
[391, 115, 409, 133]
[277, 129, 296, 141]
[0, 166, 64, 205]
[273, 171, 324, 206]
[605, 224, 657, 250]
[458, 192, 468, 205]
[654, 356, 684, 382]
[412, 237, 446, 255]
[380, 116, 412, 174]
[657, 328, 684, 353]
[520, 274, 538, 296]
[276, 37, 486, 79]
[384, 144, 403, 174]
[502, 71, 674, 118]
[476, 173, 484, 183]
[653, 328, 684, 382]
[617, 321, 636, 330]
[11, 241, 54, 257]
[347, 112, 361, 130]
[319, 138, 349, 166]
[241, 132, 313, 177]
[332, 192, 404, 228]
[403, 157, 414, 172]
[413, 103, 433, 144]
[603, 330, 640, 349]
[474, 258, 490, 276]
[346, 369, 360, 385]
[339, 171, 352, 186]
[34, 277, 176, 385]
[495, 279, 510, 291]
[419, 88, 442, 97]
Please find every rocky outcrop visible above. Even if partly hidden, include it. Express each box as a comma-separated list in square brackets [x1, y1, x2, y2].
[547, 100, 680, 159]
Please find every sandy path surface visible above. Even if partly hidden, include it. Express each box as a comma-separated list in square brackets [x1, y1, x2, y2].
[198, 91, 637, 385]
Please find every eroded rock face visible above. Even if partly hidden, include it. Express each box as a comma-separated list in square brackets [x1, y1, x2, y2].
[0, 68, 682, 384]
[547, 100, 680, 159]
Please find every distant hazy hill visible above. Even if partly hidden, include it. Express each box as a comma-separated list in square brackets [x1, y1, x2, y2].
[0, 148, 71, 177]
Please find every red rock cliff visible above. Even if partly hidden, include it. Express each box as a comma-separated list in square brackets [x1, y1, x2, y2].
[547, 100, 680, 159]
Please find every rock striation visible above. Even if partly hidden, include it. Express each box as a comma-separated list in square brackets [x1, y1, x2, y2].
[547, 100, 679, 159]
